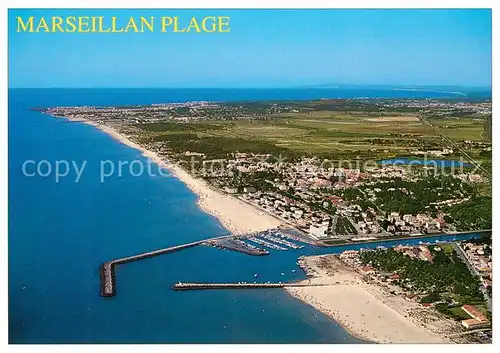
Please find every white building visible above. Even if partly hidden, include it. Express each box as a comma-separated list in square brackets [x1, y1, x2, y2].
[309, 224, 329, 238]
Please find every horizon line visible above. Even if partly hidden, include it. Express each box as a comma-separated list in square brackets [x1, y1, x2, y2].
[8, 85, 493, 90]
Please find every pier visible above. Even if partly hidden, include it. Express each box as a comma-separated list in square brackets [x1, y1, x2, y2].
[204, 238, 269, 256]
[260, 233, 304, 249]
[248, 236, 288, 251]
[172, 282, 329, 291]
[100, 229, 488, 297]
[100, 235, 232, 297]
[99, 228, 309, 297]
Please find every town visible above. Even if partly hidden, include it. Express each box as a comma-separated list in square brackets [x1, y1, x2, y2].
[38, 98, 492, 243]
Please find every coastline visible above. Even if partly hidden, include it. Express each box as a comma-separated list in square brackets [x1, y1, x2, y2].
[52, 115, 467, 344]
[61, 117, 282, 235]
[286, 255, 453, 344]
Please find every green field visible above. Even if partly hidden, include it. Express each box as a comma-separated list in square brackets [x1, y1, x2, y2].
[133, 110, 491, 160]
[428, 118, 486, 141]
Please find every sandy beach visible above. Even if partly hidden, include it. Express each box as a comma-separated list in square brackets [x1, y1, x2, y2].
[68, 118, 282, 235]
[286, 255, 452, 344]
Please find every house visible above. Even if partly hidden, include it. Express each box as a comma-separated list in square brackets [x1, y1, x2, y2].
[293, 209, 304, 219]
[460, 304, 490, 330]
[404, 293, 417, 301]
[418, 246, 434, 262]
[394, 245, 412, 252]
[483, 278, 492, 288]
[416, 214, 431, 222]
[390, 273, 400, 281]
[390, 212, 400, 218]
[462, 305, 488, 321]
[340, 250, 359, 259]
[309, 224, 328, 238]
[224, 186, 238, 194]
[360, 266, 375, 275]
[403, 214, 414, 222]
[328, 195, 345, 206]
[461, 319, 490, 330]
[243, 186, 257, 193]
[400, 225, 412, 232]
[392, 218, 404, 226]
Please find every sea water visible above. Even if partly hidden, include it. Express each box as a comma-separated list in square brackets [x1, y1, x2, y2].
[8, 88, 482, 343]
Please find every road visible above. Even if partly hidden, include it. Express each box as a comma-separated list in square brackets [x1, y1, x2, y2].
[452, 242, 492, 311]
[418, 116, 491, 180]
[446, 328, 491, 338]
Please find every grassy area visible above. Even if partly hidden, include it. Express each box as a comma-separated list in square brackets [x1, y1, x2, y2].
[440, 244, 455, 256]
[335, 216, 357, 235]
[447, 306, 471, 319]
[131, 110, 491, 182]
[134, 111, 487, 158]
[428, 118, 486, 141]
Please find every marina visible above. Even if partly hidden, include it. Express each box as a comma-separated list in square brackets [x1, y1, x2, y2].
[99, 228, 486, 298]
[259, 231, 304, 249]
[236, 228, 309, 251]
[204, 238, 269, 256]
[100, 229, 310, 297]
[247, 237, 288, 251]
[99, 228, 309, 297]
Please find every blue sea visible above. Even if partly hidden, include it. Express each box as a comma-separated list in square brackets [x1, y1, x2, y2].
[8, 88, 483, 344]
[379, 159, 471, 168]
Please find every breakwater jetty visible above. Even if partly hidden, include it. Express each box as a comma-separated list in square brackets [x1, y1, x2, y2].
[172, 282, 329, 291]
[100, 235, 232, 297]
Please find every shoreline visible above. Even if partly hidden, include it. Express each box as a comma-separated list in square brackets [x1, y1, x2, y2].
[284, 288, 374, 344]
[285, 255, 453, 344]
[50, 114, 470, 344]
[59, 116, 282, 235]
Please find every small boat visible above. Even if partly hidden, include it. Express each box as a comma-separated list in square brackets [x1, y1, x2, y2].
[254, 273, 259, 278]
[281, 272, 285, 276]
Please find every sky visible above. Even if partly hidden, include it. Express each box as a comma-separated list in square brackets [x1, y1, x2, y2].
[8, 9, 492, 88]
